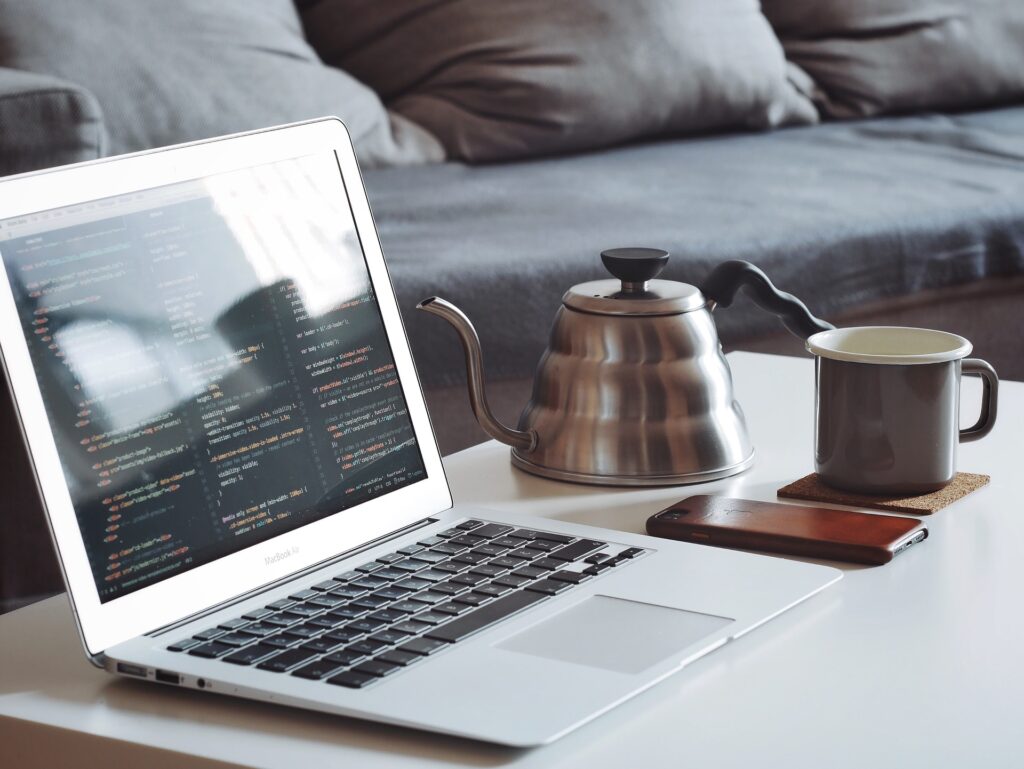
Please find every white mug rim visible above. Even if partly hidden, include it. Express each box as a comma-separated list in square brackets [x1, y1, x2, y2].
[806, 326, 973, 365]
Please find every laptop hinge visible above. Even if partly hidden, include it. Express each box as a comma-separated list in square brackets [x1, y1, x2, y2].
[146, 516, 440, 638]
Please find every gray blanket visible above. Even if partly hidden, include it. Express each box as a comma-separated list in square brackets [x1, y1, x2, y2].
[364, 108, 1024, 387]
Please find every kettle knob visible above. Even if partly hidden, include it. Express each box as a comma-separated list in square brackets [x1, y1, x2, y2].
[600, 248, 669, 291]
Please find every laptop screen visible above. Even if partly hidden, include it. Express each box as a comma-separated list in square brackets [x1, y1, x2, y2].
[0, 152, 427, 603]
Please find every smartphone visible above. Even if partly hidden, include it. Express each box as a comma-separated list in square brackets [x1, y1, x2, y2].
[646, 495, 928, 565]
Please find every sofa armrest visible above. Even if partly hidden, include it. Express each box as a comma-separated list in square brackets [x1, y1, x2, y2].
[0, 67, 106, 177]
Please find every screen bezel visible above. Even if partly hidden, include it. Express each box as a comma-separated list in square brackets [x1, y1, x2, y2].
[0, 119, 452, 655]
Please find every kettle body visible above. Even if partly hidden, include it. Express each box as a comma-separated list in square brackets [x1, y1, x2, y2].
[418, 248, 831, 486]
[513, 301, 752, 484]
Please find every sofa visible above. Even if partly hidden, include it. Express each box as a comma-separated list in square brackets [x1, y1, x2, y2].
[1, 0, 1023, 611]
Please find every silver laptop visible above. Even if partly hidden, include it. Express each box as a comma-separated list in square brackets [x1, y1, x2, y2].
[0, 119, 840, 747]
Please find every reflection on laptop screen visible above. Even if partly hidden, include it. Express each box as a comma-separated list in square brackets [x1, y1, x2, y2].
[0, 152, 427, 602]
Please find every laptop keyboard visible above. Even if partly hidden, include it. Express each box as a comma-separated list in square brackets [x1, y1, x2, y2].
[166, 520, 646, 689]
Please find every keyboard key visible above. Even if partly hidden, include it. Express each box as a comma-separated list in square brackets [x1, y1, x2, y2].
[348, 639, 387, 656]
[452, 552, 488, 566]
[369, 629, 409, 645]
[412, 611, 449, 625]
[392, 559, 426, 573]
[323, 627, 363, 644]
[494, 574, 532, 588]
[351, 576, 389, 590]
[263, 633, 302, 649]
[551, 539, 606, 562]
[327, 670, 375, 689]
[618, 547, 645, 559]
[435, 602, 470, 616]
[431, 542, 467, 556]
[414, 570, 449, 583]
[217, 631, 259, 647]
[491, 536, 523, 549]
[524, 539, 561, 552]
[288, 589, 318, 602]
[432, 561, 469, 574]
[373, 568, 408, 581]
[470, 563, 507, 578]
[453, 592, 490, 607]
[531, 557, 562, 571]
[242, 608, 273, 621]
[396, 577, 431, 591]
[258, 648, 318, 672]
[302, 636, 346, 654]
[373, 586, 411, 601]
[376, 552, 404, 564]
[525, 578, 573, 595]
[509, 529, 539, 540]
[507, 548, 540, 561]
[347, 617, 385, 633]
[285, 604, 322, 618]
[432, 581, 469, 596]
[456, 519, 484, 530]
[417, 536, 446, 547]
[324, 649, 366, 666]
[353, 659, 401, 678]
[410, 591, 447, 605]
[355, 562, 383, 574]
[378, 650, 421, 667]
[329, 584, 368, 599]
[473, 583, 511, 598]
[549, 570, 592, 584]
[450, 534, 486, 548]
[390, 600, 426, 614]
[266, 598, 296, 611]
[311, 579, 341, 592]
[224, 644, 278, 665]
[369, 608, 406, 623]
[408, 550, 447, 564]
[472, 544, 509, 557]
[473, 523, 514, 539]
[512, 566, 547, 580]
[427, 590, 547, 643]
[490, 556, 524, 570]
[398, 544, 425, 556]
[351, 595, 390, 610]
[193, 627, 225, 641]
[585, 553, 610, 564]
[240, 622, 277, 637]
[292, 659, 345, 680]
[307, 593, 345, 608]
[168, 637, 200, 652]
[583, 564, 611, 576]
[450, 572, 487, 587]
[334, 570, 362, 582]
[217, 618, 250, 631]
[327, 606, 366, 620]
[392, 620, 431, 635]
[282, 623, 321, 640]
[438, 528, 462, 538]
[264, 612, 304, 628]
[398, 637, 448, 656]
[533, 531, 574, 544]
[189, 641, 234, 658]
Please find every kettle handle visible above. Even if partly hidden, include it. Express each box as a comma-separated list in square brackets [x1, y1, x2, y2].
[701, 260, 834, 340]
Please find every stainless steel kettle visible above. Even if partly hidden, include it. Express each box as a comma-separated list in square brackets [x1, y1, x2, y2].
[418, 248, 832, 486]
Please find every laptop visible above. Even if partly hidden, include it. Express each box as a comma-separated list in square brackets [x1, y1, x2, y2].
[0, 119, 840, 747]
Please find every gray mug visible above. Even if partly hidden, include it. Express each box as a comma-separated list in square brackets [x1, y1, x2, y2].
[806, 327, 998, 495]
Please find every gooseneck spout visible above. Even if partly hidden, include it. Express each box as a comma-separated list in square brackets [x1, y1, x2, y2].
[416, 297, 538, 453]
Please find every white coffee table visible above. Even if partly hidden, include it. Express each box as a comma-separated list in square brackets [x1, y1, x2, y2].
[2, 353, 1021, 769]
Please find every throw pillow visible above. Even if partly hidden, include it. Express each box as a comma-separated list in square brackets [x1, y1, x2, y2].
[761, 0, 1024, 119]
[0, 0, 442, 167]
[300, 0, 818, 162]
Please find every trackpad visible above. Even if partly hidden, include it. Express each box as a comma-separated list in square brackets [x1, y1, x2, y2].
[496, 595, 733, 675]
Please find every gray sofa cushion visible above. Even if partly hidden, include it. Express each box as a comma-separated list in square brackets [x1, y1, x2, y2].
[761, 0, 1024, 119]
[301, 0, 817, 162]
[0, 0, 441, 167]
[362, 108, 1024, 388]
[0, 68, 105, 176]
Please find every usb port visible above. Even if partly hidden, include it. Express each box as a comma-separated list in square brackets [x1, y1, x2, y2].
[155, 670, 180, 685]
[116, 662, 148, 678]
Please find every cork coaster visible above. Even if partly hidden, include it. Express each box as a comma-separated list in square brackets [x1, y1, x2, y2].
[777, 472, 990, 515]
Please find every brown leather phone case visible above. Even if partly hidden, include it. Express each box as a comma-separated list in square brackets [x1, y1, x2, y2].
[646, 495, 927, 565]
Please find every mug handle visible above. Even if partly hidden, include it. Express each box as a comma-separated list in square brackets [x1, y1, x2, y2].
[960, 358, 999, 443]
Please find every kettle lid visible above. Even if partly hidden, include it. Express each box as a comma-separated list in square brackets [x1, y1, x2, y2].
[563, 248, 706, 316]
